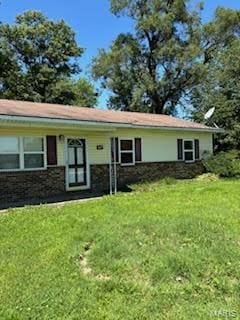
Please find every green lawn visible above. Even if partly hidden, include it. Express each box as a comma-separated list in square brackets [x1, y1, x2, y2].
[0, 178, 240, 320]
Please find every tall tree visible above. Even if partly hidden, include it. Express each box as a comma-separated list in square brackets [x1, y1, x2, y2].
[0, 5, 14, 84]
[191, 38, 240, 150]
[0, 10, 97, 106]
[92, 1, 240, 114]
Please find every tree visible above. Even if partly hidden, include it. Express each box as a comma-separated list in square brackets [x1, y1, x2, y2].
[72, 79, 98, 107]
[92, 1, 240, 114]
[0, 10, 97, 106]
[191, 38, 240, 150]
[0, 5, 16, 87]
[47, 78, 98, 107]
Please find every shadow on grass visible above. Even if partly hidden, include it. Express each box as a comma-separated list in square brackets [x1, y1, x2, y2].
[0, 184, 136, 211]
[0, 191, 105, 211]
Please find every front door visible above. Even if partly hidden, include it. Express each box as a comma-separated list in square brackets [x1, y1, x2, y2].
[67, 138, 87, 189]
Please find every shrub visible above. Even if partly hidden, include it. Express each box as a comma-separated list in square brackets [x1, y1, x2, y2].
[203, 150, 240, 178]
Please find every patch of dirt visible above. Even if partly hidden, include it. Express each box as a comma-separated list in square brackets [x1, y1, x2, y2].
[175, 275, 187, 284]
[79, 254, 92, 275]
[79, 242, 111, 281]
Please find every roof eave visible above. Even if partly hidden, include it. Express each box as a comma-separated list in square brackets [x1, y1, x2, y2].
[0, 114, 223, 133]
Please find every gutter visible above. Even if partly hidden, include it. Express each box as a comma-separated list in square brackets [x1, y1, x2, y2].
[0, 114, 223, 133]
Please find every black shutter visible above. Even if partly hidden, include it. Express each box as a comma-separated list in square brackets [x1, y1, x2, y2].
[111, 137, 119, 163]
[47, 136, 57, 166]
[135, 138, 142, 162]
[115, 137, 119, 163]
[195, 139, 200, 160]
[177, 139, 183, 160]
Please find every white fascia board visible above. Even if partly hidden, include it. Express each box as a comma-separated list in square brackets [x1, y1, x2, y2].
[0, 114, 223, 133]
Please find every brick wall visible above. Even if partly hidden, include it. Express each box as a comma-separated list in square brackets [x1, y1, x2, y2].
[117, 161, 204, 187]
[0, 161, 204, 206]
[0, 166, 65, 204]
[90, 161, 204, 193]
[90, 164, 110, 193]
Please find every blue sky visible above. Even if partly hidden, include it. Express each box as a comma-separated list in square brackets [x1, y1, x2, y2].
[1, 0, 240, 107]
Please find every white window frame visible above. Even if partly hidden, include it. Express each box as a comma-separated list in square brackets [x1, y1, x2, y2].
[183, 139, 195, 163]
[0, 136, 47, 172]
[22, 137, 47, 171]
[119, 138, 135, 166]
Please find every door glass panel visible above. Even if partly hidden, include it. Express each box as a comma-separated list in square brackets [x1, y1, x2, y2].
[77, 147, 84, 165]
[67, 139, 86, 187]
[77, 168, 85, 183]
[68, 147, 75, 165]
[68, 139, 83, 148]
[69, 168, 76, 184]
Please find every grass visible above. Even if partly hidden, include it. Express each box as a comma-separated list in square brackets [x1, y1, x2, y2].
[0, 178, 240, 319]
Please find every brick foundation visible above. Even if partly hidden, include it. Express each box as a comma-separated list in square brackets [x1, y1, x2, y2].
[90, 161, 204, 193]
[0, 161, 204, 207]
[0, 166, 65, 204]
[90, 164, 110, 193]
[117, 161, 204, 186]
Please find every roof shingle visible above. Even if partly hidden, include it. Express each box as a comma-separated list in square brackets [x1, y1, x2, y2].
[0, 99, 214, 131]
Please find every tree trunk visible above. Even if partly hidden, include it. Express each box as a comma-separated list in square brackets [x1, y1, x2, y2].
[152, 94, 165, 114]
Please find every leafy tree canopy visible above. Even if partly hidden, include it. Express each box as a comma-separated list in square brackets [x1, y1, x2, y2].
[192, 38, 240, 150]
[92, 1, 240, 114]
[48, 78, 98, 107]
[72, 79, 98, 107]
[0, 10, 97, 106]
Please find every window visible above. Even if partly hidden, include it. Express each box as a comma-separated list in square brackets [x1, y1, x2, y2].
[119, 139, 135, 165]
[23, 137, 45, 169]
[0, 137, 20, 170]
[0, 136, 46, 171]
[183, 140, 194, 162]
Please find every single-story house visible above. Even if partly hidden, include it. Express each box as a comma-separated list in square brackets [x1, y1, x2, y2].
[0, 99, 220, 204]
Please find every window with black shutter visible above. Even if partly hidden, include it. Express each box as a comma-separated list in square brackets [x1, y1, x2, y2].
[119, 139, 134, 165]
[183, 140, 194, 162]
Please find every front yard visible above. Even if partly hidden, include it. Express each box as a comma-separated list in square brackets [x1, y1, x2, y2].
[0, 178, 240, 319]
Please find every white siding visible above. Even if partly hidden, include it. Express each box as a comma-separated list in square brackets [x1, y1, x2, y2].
[57, 134, 110, 166]
[115, 128, 213, 162]
[0, 126, 111, 166]
[0, 124, 213, 166]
